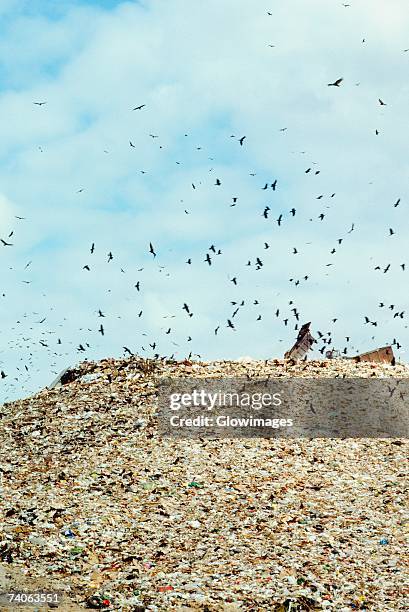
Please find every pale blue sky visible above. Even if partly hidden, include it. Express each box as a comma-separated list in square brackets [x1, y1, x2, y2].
[1, 0, 409, 402]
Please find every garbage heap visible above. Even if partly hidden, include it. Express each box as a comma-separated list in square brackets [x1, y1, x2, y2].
[0, 356, 407, 611]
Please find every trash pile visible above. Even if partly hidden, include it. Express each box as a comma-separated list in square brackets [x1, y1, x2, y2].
[0, 356, 407, 610]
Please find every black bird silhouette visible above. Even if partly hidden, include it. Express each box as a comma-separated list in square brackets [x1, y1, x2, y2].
[33, 101, 47, 106]
[394, 198, 401, 207]
[215, 178, 221, 186]
[239, 136, 246, 146]
[277, 214, 283, 226]
[205, 254, 212, 265]
[271, 179, 277, 190]
[149, 242, 156, 257]
[90, 243, 95, 254]
[378, 98, 386, 106]
[130, 141, 135, 148]
[132, 104, 146, 110]
[98, 324, 104, 335]
[389, 228, 395, 236]
[328, 78, 343, 87]
[83, 265, 90, 271]
[1, 239, 13, 246]
[107, 251, 113, 262]
[290, 208, 296, 216]
[227, 319, 235, 329]
[98, 310, 105, 317]
[123, 346, 133, 355]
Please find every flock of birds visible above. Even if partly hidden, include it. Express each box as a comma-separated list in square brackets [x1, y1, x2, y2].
[0, 3, 408, 401]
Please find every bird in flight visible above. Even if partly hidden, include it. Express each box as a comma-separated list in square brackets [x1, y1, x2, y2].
[0, 239, 13, 246]
[328, 78, 343, 87]
[239, 136, 246, 146]
[149, 242, 156, 257]
[132, 104, 146, 110]
[378, 98, 387, 106]
[33, 101, 47, 106]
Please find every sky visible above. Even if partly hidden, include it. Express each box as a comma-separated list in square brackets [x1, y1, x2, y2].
[1, 0, 409, 403]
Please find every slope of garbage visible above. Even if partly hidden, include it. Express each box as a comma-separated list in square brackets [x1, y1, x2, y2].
[0, 356, 408, 610]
